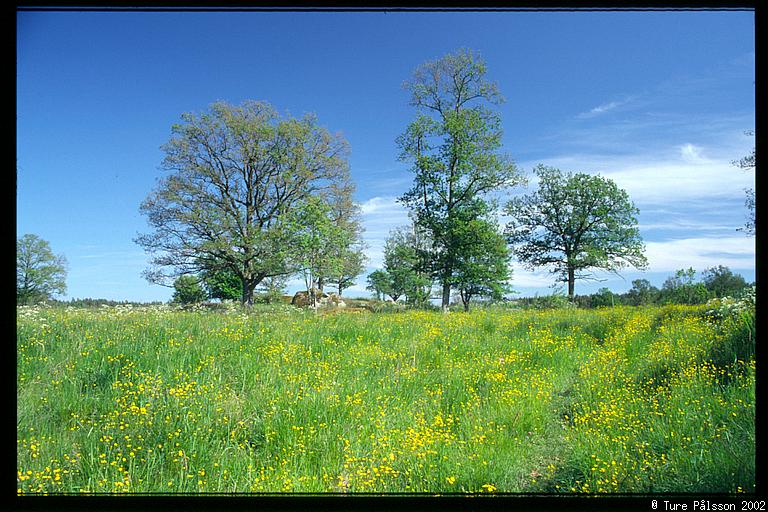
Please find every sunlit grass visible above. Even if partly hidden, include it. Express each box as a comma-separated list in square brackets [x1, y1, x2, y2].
[17, 303, 754, 494]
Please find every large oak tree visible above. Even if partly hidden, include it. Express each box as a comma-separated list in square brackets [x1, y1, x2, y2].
[505, 165, 647, 300]
[136, 100, 351, 305]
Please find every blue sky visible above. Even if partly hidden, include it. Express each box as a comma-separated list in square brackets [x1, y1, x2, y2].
[16, 9, 755, 302]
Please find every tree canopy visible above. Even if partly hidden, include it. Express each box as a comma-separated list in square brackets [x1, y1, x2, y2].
[452, 216, 512, 311]
[17, 234, 67, 305]
[171, 275, 206, 305]
[505, 165, 647, 299]
[136, 100, 352, 305]
[661, 267, 709, 305]
[397, 48, 523, 311]
[701, 265, 749, 299]
[382, 225, 432, 305]
[366, 270, 392, 301]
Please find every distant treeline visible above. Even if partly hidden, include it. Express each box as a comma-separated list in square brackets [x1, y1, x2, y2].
[47, 298, 165, 308]
[512, 265, 752, 309]
[22, 265, 752, 312]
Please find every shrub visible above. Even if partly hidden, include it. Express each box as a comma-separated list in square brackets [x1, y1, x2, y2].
[704, 286, 755, 366]
[171, 275, 206, 305]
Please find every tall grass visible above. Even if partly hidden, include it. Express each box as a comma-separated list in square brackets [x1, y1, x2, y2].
[16, 303, 754, 494]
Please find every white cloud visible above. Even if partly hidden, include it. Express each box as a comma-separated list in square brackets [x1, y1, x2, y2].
[679, 143, 709, 164]
[527, 149, 753, 205]
[359, 196, 411, 269]
[637, 220, 737, 232]
[502, 235, 755, 294]
[576, 96, 636, 119]
[360, 196, 404, 216]
[509, 263, 557, 289]
[644, 236, 755, 273]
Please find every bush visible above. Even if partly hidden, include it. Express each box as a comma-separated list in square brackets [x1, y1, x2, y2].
[364, 300, 408, 313]
[704, 286, 755, 366]
[171, 275, 206, 305]
[530, 291, 576, 310]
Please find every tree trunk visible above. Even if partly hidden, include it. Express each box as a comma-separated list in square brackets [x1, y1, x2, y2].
[441, 281, 451, 313]
[567, 266, 575, 301]
[241, 279, 256, 306]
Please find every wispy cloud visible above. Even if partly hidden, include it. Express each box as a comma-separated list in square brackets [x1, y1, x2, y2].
[509, 264, 558, 289]
[524, 148, 752, 206]
[644, 236, 754, 273]
[576, 96, 637, 119]
[360, 196, 405, 216]
[637, 220, 737, 233]
[679, 143, 709, 164]
[359, 196, 411, 269]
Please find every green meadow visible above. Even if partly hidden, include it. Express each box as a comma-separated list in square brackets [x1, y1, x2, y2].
[16, 302, 754, 494]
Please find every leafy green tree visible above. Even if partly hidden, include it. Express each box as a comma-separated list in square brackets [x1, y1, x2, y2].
[701, 265, 748, 298]
[366, 270, 395, 301]
[328, 244, 367, 297]
[383, 225, 433, 306]
[453, 216, 512, 311]
[136, 100, 351, 305]
[397, 48, 523, 312]
[591, 287, 617, 308]
[289, 196, 350, 307]
[505, 165, 647, 300]
[171, 275, 206, 305]
[625, 278, 659, 306]
[322, 183, 367, 296]
[17, 234, 67, 305]
[661, 267, 709, 305]
[255, 275, 288, 303]
[199, 263, 242, 301]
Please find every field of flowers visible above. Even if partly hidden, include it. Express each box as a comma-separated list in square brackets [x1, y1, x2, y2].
[16, 300, 755, 495]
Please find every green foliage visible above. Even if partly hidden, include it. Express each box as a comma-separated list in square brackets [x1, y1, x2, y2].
[254, 275, 288, 304]
[625, 279, 659, 306]
[17, 234, 67, 305]
[327, 244, 366, 297]
[52, 298, 163, 308]
[590, 288, 616, 308]
[383, 225, 433, 305]
[704, 286, 755, 367]
[322, 184, 366, 297]
[288, 196, 351, 305]
[452, 216, 512, 311]
[136, 100, 351, 305]
[701, 265, 748, 299]
[397, 48, 524, 310]
[505, 165, 647, 299]
[366, 270, 393, 301]
[171, 275, 206, 305]
[515, 289, 575, 310]
[199, 266, 242, 302]
[661, 268, 709, 305]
